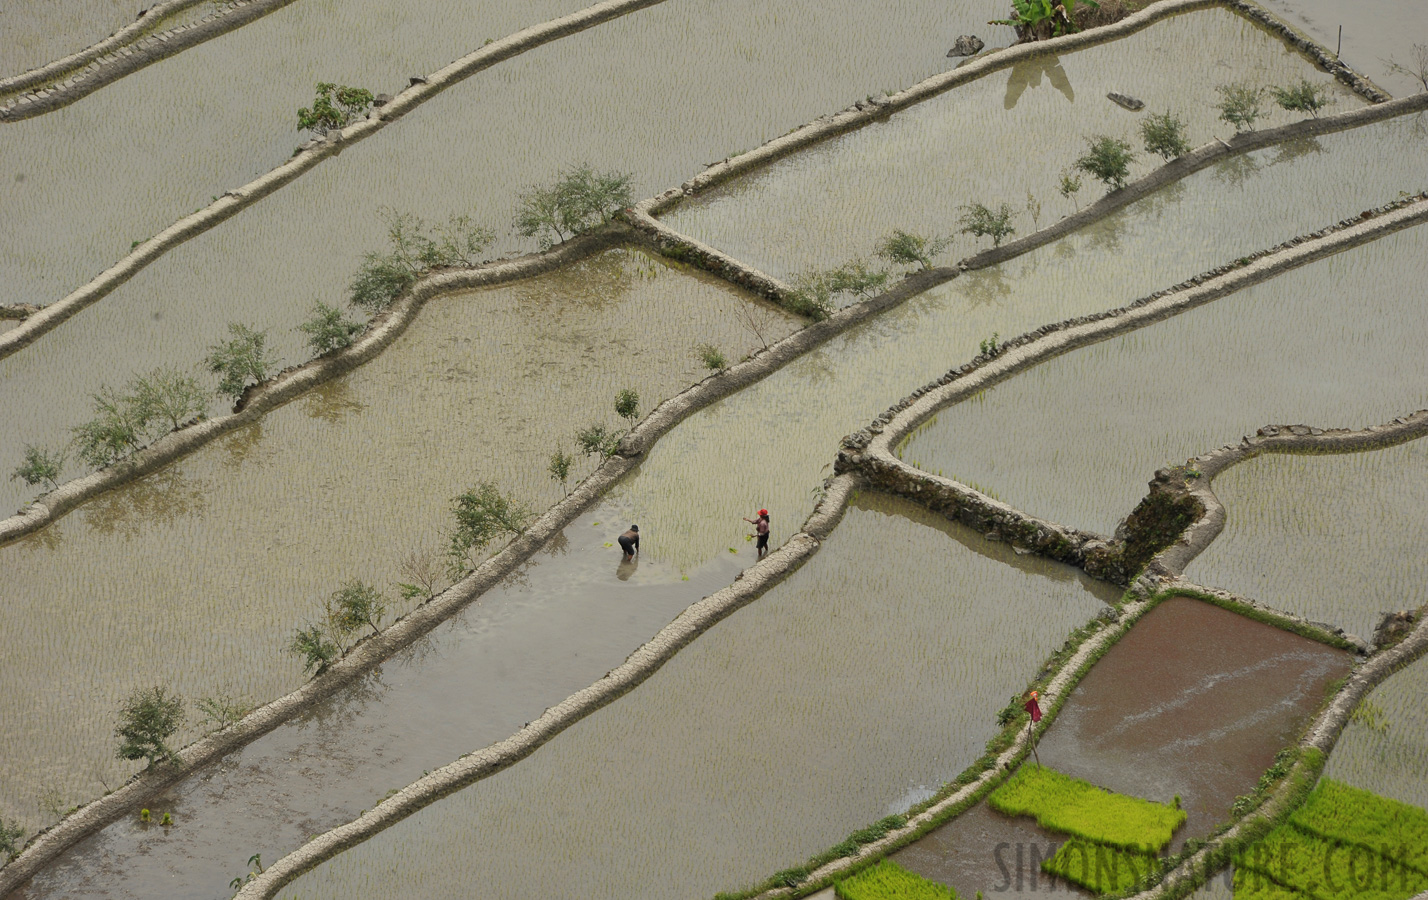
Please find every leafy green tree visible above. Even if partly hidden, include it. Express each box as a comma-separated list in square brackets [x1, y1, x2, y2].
[1139, 111, 1191, 160]
[324, 580, 388, 638]
[72, 386, 146, 468]
[1074, 135, 1136, 190]
[958, 202, 1018, 247]
[195, 693, 253, 730]
[296, 82, 374, 135]
[205, 323, 276, 401]
[349, 209, 493, 312]
[990, 0, 1101, 39]
[115, 686, 184, 768]
[298, 301, 365, 356]
[130, 366, 208, 432]
[288, 624, 340, 675]
[548, 447, 573, 491]
[447, 482, 532, 573]
[0, 818, 23, 860]
[614, 388, 640, 424]
[876, 230, 953, 271]
[1271, 79, 1330, 118]
[514, 164, 633, 248]
[1215, 83, 1265, 132]
[694, 343, 727, 371]
[11, 445, 64, 490]
[1058, 169, 1083, 211]
[576, 424, 624, 459]
[786, 259, 888, 320]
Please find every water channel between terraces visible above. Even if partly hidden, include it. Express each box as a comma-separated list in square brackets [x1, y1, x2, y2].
[0, 0, 995, 513]
[894, 595, 1353, 899]
[0, 249, 799, 833]
[898, 216, 1428, 538]
[252, 494, 1112, 900]
[6, 88, 1422, 835]
[1186, 437, 1428, 641]
[661, 6, 1360, 280]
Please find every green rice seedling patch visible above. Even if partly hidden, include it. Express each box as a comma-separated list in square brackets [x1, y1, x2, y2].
[1229, 870, 1318, 900]
[1287, 779, 1428, 876]
[1235, 824, 1428, 900]
[1041, 838, 1161, 895]
[835, 860, 959, 900]
[988, 765, 1186, 850]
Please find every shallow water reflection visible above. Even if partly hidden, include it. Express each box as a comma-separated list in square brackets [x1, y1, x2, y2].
[901, 223, 1428, 536]
[664, 7, 1359, 278]
[274, 494, 1114, 900]
[0, 250, 790, 829]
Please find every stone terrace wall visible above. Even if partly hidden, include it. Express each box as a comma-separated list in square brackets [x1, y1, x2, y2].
[836, 193, 1428, 584]
[0, 0, 302, 120]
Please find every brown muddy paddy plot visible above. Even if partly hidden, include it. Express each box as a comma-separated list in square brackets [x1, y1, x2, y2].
[272, 494, 1116, 900]
[896, 595, 1352, 898]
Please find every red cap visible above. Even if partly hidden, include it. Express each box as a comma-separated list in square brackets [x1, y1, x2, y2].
[759, 509, 768, 516]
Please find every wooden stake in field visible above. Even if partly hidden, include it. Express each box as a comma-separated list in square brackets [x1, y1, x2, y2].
[1024, 690, 1044, 768]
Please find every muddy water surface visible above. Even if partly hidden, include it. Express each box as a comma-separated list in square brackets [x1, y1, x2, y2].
[14, 499, 747, 900]
[900, 221, 1428, 536]
[896, 595, 1351, 898]
[664, 7, 1358, 279]
[0, 249, 792, 831]
[1, 0, 137, 74]
[0, 0, 584, 308]
[0, 0, 991, 513]
[275, 494, 1116, 900]
[1187, 438, 1428, 641]
[1264, 0, 1428, 97]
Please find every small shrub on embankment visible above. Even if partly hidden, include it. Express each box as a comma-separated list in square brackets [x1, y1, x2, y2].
[989, 765, 1185, 850]
[834, 860, 958, 900]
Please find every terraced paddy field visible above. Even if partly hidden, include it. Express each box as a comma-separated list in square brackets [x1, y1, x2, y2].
[268, 494, 1114, 900]
[4, 0, 1428, 897]
[0, 0, 979, 512]
[893, 595, 1352, 898]
[898, 221, 1428, 537]
[1186, 437, 1428, 641]
[0, 249, 790, 828]
[661, 7, 1359, 279]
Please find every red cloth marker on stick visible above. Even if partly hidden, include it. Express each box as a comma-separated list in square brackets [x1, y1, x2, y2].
[1025, 691, 1043, 767]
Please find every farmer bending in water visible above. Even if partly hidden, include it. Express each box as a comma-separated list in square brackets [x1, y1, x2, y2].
[743, 509, 770, 559]
[617, 525, 640, 561]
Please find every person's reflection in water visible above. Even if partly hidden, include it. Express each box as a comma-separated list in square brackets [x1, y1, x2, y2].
[1003, 54, 1075, 109]
[616, 556, 638, 581]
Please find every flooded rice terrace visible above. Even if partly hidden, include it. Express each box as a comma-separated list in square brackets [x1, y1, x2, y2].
[3, 0, 1427, 897]
[0, 249, 791, 828]
[899, 222, 1428, 536]
[0, 0, 985, 513]
[274, 496, 1114, 900]
[1186, 437, 1428, 641]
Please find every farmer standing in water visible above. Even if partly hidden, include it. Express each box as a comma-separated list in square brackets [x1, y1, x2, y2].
[617, 525, 640, 561]
[743, 509, 770, 559]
